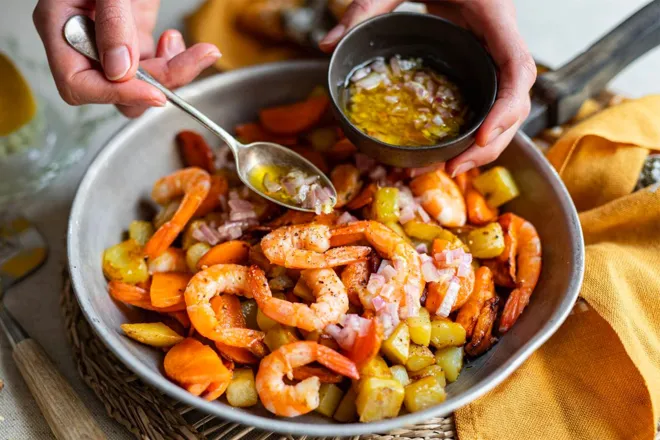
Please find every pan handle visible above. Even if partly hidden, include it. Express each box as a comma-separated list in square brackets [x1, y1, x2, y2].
[534, 0, 660, 126]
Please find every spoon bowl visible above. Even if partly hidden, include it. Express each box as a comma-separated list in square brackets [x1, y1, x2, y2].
[64, 15, 335, 212]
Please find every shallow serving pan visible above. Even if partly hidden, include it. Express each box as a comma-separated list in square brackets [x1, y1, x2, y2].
[67, 60, 584, 437]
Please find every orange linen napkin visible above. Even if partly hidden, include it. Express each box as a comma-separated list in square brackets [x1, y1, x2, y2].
[456, 95, 660, 440]
[185, 0, 303, 71]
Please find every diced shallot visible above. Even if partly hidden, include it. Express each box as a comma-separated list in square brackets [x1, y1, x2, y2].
[356, 73, 385, 91]
[436, 277, 460, 317]
[415, 243, 428, 254]
[371, 296, 386, 311]
[398, 205, 416, 224]
[416, 205, 431, 223]
[336, 211, 358, 225]
[350, 67, 371, 82]
[369, 166, 387, 181]
[456, 261, 471, 278]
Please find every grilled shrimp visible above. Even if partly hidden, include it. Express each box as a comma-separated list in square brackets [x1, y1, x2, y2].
[331, 163, 363, 208]
[409, 169, 466, 227]
[331, 221, 424, 318]
[455, 170, 498, 225]
[256, 341, 359, 417]
[499, 215, 542, 333]
[260, 223, 371, 269]
[148, 248, 188, 274]
[456, 266, 495, 337]
[465, 296, 499, 357]
[184, 264, 265, 353]
[341, 261, 371, 307]
[144, 168, 211, 259]
[248, 265, 349, 332]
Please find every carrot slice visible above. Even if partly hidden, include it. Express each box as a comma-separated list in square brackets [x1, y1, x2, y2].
[195, 174, 229, 217]
[345, 183, 376, 210]
[235, 122, 297, 146]
[431, 238, 452, 256]
[197, 240, 250, 269]
[328, 138, 357, 161]
[259, 95, 329, 135]
[202, 379, 231, 401]
[108, 281, 185, 312]
[176, 130, 215, 172]
[290, 147, 329, 174]
[164, 338, 232, 385]
[215, 342, 259, 364]
[346, 319, 383, 368]
[291, 365, 344, 383]
[150, 272, 191, 309]
[185, 381, 211, 397]
[210, 294, 246, 328]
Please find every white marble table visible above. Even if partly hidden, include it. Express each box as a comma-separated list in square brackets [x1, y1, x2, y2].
[1, 0, 658, 438]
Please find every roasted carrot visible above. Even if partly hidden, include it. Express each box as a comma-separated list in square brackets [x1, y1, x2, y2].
[328, 138, 357, 161]
[259, 95, 329, 135]
[202, 379, 231, 401]
[150, 272, 191, 309]
[185, 381, 211, 397]
[164, 338, 232, 385]
[291, 365, 344, 384]
[176, 130, 216, 172]
[289, 147, 329, 174]
[235, 122, 297, 146]
[431, 238, 452, 256]
[210, 294, 246, 328]
[345, 183, 376, 210]
[197, 240, 250, 269]
[466, 188, 498, 225]
[195, 174, 229, 217]
[346, 319, 383, 368]
[215, 342, 259, 364]
[108, 281, 185, 312]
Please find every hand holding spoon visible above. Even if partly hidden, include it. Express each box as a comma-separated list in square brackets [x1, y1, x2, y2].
[64, 15, 336, 213]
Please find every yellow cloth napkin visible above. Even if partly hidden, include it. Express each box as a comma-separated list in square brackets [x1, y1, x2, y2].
[456, 95, 660, 440]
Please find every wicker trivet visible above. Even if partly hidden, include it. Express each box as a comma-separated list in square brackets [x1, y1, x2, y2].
[60, 270, 456, 440]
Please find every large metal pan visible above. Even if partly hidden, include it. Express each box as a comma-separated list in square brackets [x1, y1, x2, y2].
[67, 60, 584, 436]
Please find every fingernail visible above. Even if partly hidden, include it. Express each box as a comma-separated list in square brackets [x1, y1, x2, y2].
[151, 96, 167, 107]
[483, 127, 503, 146]
[166, 32, 186, 55]
[451, 161, 475, 178]
[320, 24, 346, 46]
[204, 48, 222, 60]
[103, 46, 131, 81]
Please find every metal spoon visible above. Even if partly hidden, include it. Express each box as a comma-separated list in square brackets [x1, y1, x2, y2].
[63, 15, 336, 212]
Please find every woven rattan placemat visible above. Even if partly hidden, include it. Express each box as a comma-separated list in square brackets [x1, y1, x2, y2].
[60, 271, 456, 440]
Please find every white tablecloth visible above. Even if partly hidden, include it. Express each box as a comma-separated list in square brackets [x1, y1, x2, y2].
[1, 0, 658, 438]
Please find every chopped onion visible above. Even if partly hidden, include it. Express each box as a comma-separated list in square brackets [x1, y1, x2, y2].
[263, 173, 281, 193]
[371, 296, 386, 311]
[457, 261, 471, 278]
[398, 205, 416, 224]
[370, 58, 387, 73]
[369, 166, 387, 181]
[355, 154, 377, 172]
[432, 114, 445, 126]
[192, 223, 221, 245]
[380, 265, 397, 282]
[416, 205, 431, 223]
[356, 72, 385, 91]
[377, 259, 392, 273]
[415, 243, 428, 254]
[336, 211, 358, 225]
[379, 283, 396, 301]
[229, 210, 257, 221]
[389, 57, 402, 76]
[436, 277, 460, 317]
[350, 66, 371, 82]
[366, 273, 386, 296]
[422, 260, 441, 282]
[384, 95, 399, 104]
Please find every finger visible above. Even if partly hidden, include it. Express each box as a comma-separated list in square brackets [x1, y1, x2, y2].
[155, 30, 187, 61]
[133, 0, 161, 58]
[116, 43, 220, 118]
[319, 0, 404, 52]
[95, 0, 140, 81]
[446, 122, 520, 176]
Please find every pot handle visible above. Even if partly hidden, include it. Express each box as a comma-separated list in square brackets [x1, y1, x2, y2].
[534, 0, 660, 126]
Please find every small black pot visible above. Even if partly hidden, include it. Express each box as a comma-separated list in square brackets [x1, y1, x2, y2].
[328, 12, 497, 167]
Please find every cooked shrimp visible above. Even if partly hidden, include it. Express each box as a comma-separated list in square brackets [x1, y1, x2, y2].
[331, 221, 424, 318]
[331, 164, 363, 208]
[465, 296, 499, 357]
[249, 265, 349, 332]
[266, 210, 338, 228]
[482, 213, 518, 288]
[144, 168, 211, 259]
[409, 169, 466, 227]
[456, 266, 495, 337]
[425, 264, 475, 316]
[499, 215, 542, 333]
[148, 248, 188, 274]
[256, 341, 359, 417]
[341, 261, 371, 307]
[455, 170, 498, 225]
[260, 223, 371, 269]
[184, 264, 266, 352]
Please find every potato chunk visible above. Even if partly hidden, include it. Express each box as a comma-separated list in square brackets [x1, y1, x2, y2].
[409, 364, 446, 387]
[356, 377, 405, 422]
[316, 383, 344, 417]
[373, 187, 399, 223]
[264, 325, 298, 352]
[121, 323, 183, 348]
[185, 242, 210, 272]
[472, 166, 520, 208]
[128, 220, 154, 246]
[389, 365, 411, 387]
[102, 239, 149, 283]
[407, 307, 431, 346]
[466, 222, 505, 259]
[381, 322, 410, 365]
[226, 369, 258, 407]
[405, 344, 435, 372]
[241, 299, 259, 330]
[404, 376, 447, 413]
[333, 388, 358, 422]
[430, 318, 466, 349]
[435, 346, 464, 383]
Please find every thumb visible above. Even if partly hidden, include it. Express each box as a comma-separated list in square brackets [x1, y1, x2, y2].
[95, 0, 140, 81]
[319, 0, 404, 52]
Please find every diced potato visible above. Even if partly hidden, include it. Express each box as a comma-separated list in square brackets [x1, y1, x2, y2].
[226, 369, 258, 407]
[153, 199, 180, 229]
[293, 277, 315, 302]
[185, 242, 211, 272]
[430, 318, 466, 349]
[308, 127, 337, 152]
[181, 219, 205, 250]
[407, 307, 431, 346]
[373, 187, 399, 223]
[128, 220, 154, 246]
[390, 365, 411, 387]
[256, 293, 285, 331]
[264, 325, 299, 352]
[404, 376, 447, 413]
[356, 377, 405, 422]
[410, 365, 446, 387]
[381, 322, 410, 365]
[333, 388, 358, 422]
[435, 346, 464, 383]
[472, 166, 520, 208]
[405, 345, 435, 372]
[384, 221, 412, 244]
[121, 322, 183, 348]
[466, 222, 505, 259]
[316, 383, 344, 417]
[241, 299, 259, 330]
[403, 221, 453, 242]
[102, 239, 149, 283]
[359, 355, 392, 380]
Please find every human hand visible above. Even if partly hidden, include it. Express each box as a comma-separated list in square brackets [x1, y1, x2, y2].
[33, 0, 221, 118]
[319, 0, 536, 176]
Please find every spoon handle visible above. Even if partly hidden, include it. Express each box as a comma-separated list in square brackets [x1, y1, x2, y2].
[63, 15, 239, 153]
